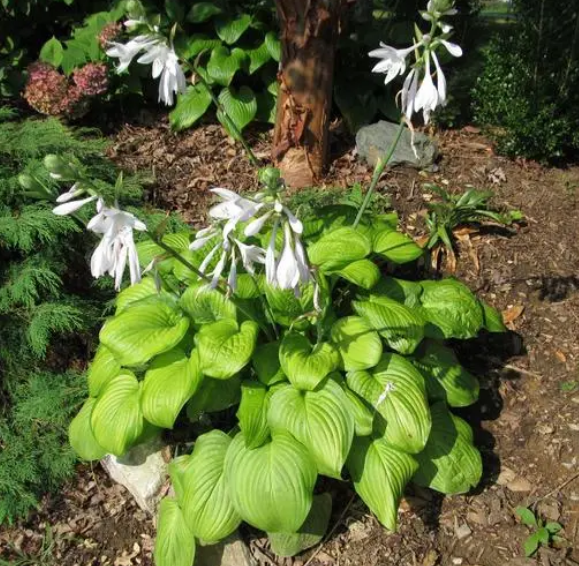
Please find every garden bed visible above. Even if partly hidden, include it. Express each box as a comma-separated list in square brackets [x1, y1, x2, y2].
[2, 120, 579, 566]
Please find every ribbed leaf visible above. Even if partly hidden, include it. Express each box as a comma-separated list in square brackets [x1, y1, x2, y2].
[480, 300, 507, 332]
[347, 436, 418, 531]
[69, 398, 106, 461]
[195, 319, 258, 379]
[180, 282, 237, 324]
[247, 40, 272, 74]
[343, 387, 374, 436]
[116, 277, 169, 314]
[91, 372, 144, 457]
[207, 46, 247, 86]
[225, 432, 317, 532]
[252, 341, 286, 386]
[187, 2, 223, 22]
[413, 402, 483, 494]
[268, 493, 332, 557]
[154, 498, 196, 566]
[181, 431, 241, 543]
[333, 259, 380, 289]
[347, 354, 431, 454]
[170, 83, 213, 130]
[268, 379, 355, 478]
[412, 341, 479, 407]
[215, 14, 252, 44]
[369, 277, 423, 308]
[237, 381, 270, 449]
[100, 298, 190, 367]
[183, 34, 222, 57]
[331, 316, 383, 371]
[265, 31, 281, 61]
[353, 296, 425, 355]
[169, 454, 192, 502]
[373, 231, 423, 264]
[419, 279, 485, 339]
[141, 349, 203, 429]
[87, 345, 121, 398]
[279, 332, 340, 391]
[217, 86, 257, 138]
[187, 375, 242, 421]
[308, 227, 371, 271]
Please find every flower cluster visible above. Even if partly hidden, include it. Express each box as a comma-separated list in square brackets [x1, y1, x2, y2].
[72, 63, 109, 97]
[98, 22, 123, 50]
[369, 0, 462, 124]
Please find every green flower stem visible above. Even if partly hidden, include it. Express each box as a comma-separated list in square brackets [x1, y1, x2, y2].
[353, 120, 405, 228]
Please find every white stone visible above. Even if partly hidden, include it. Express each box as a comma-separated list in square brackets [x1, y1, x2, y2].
[196, 532, 256, 566]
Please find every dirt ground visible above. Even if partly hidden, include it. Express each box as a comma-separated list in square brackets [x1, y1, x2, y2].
[2, 117, 579, 566]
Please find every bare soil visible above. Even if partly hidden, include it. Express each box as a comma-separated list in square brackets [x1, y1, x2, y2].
[2, 118, 579, 566]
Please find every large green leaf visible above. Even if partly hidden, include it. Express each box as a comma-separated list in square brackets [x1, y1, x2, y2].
[170, 83, 213, 130]
[268, 493, 332, 557]
[180, 282, 237, 324]
[264, 31, 281, 62]
[331, 316, 382, 371]
[279, 333, 340, 391]
[369, 277, 423, 308]
[195, 319, 258, 379]
[87, 345, 121, 398]
[39, 37, 64, 67]
[412, 341, 479, 407]
[413, 403, 483, 494]
[333, 259, 380, 290]
[252, 341, 286, 386]
[154, 498, 196, 566]
[373, 231, 424, 264]
[419, 279, 485, 340]
[347, 354, 431, 454]
[353, 296, 425, 355]
[308, 227, 371, 271]
[225, 432, 317, 532]
[247, 41, 272, 74]
[343, 386, 375, 437]
[100, 298, 190, 367]
[169, 454, 192, 502]
[268, 379, 355, 478]
[187, 2, 223, 22]
[215, 14, 252, 44]
[183, 34, 222, 58]
[181, 431, 241, 543]
[91, 372, 144, 457]
[187, 375, 242, 421]
[141, 349, 203, 429]
[69, 398, 106, 461]
[347, 436, 418, 531]
[217, 86, 257, 138]
[207, 46, 247, 86]
[264, 282, 319, 328]
[115, 277, 171, 314]
[237, 381, 270, 449]
[480, 300, 507, 333]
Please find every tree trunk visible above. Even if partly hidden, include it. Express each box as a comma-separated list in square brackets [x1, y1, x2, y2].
[272, 0, 342, 189]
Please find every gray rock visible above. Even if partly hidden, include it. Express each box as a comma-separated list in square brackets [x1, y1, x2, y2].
[196, 532, 256, 566]
[101, 437, 169, 514]
[356, 120, 438, 170]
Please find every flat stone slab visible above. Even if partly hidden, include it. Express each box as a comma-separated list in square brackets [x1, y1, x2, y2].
[196, 532, 256, 566]
[356, 120, 438, 170]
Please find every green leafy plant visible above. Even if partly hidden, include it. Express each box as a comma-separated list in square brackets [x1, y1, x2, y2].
[515, 506, 564, 557]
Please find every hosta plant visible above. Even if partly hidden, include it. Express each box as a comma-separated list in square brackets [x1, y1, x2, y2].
[63, 162, 506, 566]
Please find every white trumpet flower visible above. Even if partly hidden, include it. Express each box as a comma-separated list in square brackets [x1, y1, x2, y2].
[53, 194, 97, 216]
[414, 55, 439, 124]
[369, 43, 420, 85]
[137, 43, 186, 106]
[106, 34, 159, 73]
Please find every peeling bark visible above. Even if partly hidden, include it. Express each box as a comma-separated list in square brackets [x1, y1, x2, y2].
[273, 0, 342, 188]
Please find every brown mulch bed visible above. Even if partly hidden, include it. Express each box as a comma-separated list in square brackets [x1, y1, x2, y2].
[2, 117, 579, 566]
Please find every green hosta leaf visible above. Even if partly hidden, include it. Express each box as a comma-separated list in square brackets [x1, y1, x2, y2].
[69, 398, 106, 461]
[353, 296, 425, 355]
[195, 319, 258, 379]
[343, 386, 374, 436]
[225, 432, 317, 533]
[268, 493, 332, 557]
[347, 436, 418, 531]
[187, 2, 222, 23]
[165, 0, 185, 22]
[268, 379, 355, 478]
[170, 83, 213, 130]
[183, 34, 222, 58]
[181, 431, 241, 543]
[264, 282, 319, 328]
[187, 375, 242, 421]
[413, 402, 482, 494]
[40, 37, 64, 67]
[256, 91, 277, 124]
[100, 298, 190, 367]
[217, 86, 258, 138]
[237, 381, 270, 449]
[419, 279, 485, 340]
[154, 498, 196, 566]
[116, 277, 170, 314]
[87, 345, 121, 398]
[480, 300, 506, 332]
[331, 316, 383, 371]
[412, 341, 479, 407]
[207, 46, 247, 86]
[279, 333, 340, 391]
[252, 341, 286, 386]
[347, 354, 431, 454]
[265, 31, 281, 62]
[247, 41, 272, 74]
[369, 277, 423, 308]
[169, 454, 192, 502]
[141, 349, 203, 429]
[333, 259, 380, 290]
[180, 282, 236, 324]
[373, 231, 423, 264]
[308, 227, 371, 271]
[215, 14, 252, 44]
[91, 372, 144, 457]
